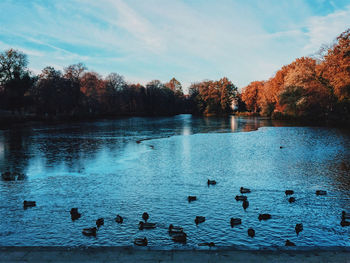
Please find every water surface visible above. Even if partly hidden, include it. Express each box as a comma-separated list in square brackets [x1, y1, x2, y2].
[0, 115, 349, 249]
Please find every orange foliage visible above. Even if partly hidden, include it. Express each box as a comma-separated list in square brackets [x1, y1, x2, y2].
[241, 81, 264, 112]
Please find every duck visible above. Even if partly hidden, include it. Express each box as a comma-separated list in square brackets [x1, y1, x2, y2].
[242, 200, 249, 210]
[207, 179, 216, 186]
[172, 232, 187, 243]
[23, 201, 36, 209]
[195, 216, 205, 225]
[198, 242, 215, 247]
[115, 215, 123, 224]
[235, 195, 247, 201]
[230, 218, 242, 227]
[258, 214, 271, 221]
[134, 237, 148, 246]
[285, 240, 295, 246]
[168, 224, 183, 234]
[280, 146, 284, 149]
[139, 221, 156, 230]
[70, 208, 81, 221]
[316, 190, 327, 196]
[188, 196, 197, 202]
[96, 218, 104, 228]
[285, 190, 294, 195]
[82, 227, 97, 237]
[248, 228, 255, 237]
[240, 187, 251, 194]
[341, 219, 350, 227]
[295, 223, 303, 235]
[136, 140, 141, 144]
[342, 211, 350, 220]
[142, 212, 149, 222]
[288, 197, 296, 203]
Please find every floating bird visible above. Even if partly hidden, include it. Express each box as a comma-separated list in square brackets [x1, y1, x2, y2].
[82, 227, 97, 237]
[341, 220, 350, 227]
[195, 216, 205, 225]
[235, 195, 247, 201]
[240, 187, 251, 194]
[96, 218, 104, 228]
[248, 228, 255, 237]
[139, 221, 156, 230]
[295, 223, 303, 235]
[285, 240, 295, 246]
[230, 218, 242, 227]
[142, 212, 149, 222]
[168, 224, 183, 234]
[134, 237, 148, 246]
[242, 200, 249, 210]
[207, 179, 216, 185]
[23, 201, 36, 209]
[258, 214, 271, 221]
[172, 232, 187, 243]
[115, 215, 123, 224]
[280, 146, 284, 149]
[188, 196, 197, 202]
[70, 208, 81, 221]
[342, 211, 350, 220]
[316, 190, 327, 196]
[198, 242, 215, 247]
[285, 190, 294, 195]
[288, 197, 296, 203]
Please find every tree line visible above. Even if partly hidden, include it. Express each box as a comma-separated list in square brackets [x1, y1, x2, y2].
[0, 28, 349, 122]
[241, 28, 350, 122]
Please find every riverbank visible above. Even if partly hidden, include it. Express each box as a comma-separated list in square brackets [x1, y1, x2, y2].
[1, 247, 349, 262]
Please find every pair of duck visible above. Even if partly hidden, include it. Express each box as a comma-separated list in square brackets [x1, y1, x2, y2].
[169, 224, 187, 243]
[82, 218, 104, 236]
[235, 187, 250, 210]
[285, 190, 296, 203]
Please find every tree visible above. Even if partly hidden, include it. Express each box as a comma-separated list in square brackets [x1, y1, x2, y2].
[0, 49, 32, 112]
[242, 81, 264, 112]
[165, 77, 183, 95]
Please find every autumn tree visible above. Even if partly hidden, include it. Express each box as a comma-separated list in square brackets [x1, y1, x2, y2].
[241, 81, 264, 112]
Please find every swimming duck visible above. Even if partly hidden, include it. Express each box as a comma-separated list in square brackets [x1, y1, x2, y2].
[285, 190, 294, 195]
[188, 196, 197, 202]
[240, 187, 251, 194]
[242, 200, 249, 210]
[248, 228, 255, 237]
[341, 220, 350, 227]
[198, 242, 215, 247]
[230, 218, 242, 227]
[139, 221, 156, 230]
[195, 216, 205, 225]
[288, 197, 296, 203]
[96, 218, 104, 228]
[285, 240, 295, 246]
[235, 195, 247, 201]
[115, 214, 123, 224]
[280, 146, 284, 149]
[142, 212, 149, 222]
[258, 214, 271, 221]
[70, 208, 81, 220]
[82, 227, 97, 237]
[207, 179, 216, 185]
[316, 190, 327, 196]
[134, 237, 148, 246]
[295, 223, 303, 235]
[342, 211, 350, 220]
[172, 232, 187, 243]
[168, 224, 183, 234]
[23, 201, 36, 209]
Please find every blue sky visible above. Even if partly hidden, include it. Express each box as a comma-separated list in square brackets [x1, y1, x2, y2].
[0, 0, 349, 92]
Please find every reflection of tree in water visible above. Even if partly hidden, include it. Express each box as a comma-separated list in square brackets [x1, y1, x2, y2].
[0, 128, 32, 174]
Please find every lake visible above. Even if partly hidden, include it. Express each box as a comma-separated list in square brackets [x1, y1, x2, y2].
[0, 115, 349, 249]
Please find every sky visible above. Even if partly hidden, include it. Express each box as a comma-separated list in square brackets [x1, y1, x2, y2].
[0, 0, 349, 92]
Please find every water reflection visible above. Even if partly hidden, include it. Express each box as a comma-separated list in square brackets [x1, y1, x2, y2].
[0, 115, 349, 248]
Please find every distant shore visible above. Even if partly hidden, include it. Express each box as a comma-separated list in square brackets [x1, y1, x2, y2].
[1, 247, 350, 263]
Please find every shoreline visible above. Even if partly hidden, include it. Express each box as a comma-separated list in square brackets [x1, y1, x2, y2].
[1, 247, 350, 262]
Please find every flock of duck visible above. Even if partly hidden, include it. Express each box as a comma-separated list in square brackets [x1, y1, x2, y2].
[21, 180, 350, 248]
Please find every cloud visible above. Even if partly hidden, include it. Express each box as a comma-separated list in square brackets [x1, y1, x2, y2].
[0, 0, 349, 91]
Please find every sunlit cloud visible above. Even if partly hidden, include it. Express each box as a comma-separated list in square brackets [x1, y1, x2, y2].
[0, 0, 349, 91]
